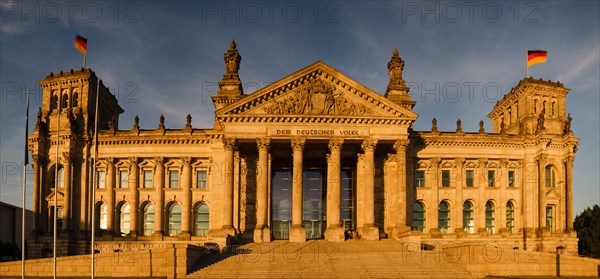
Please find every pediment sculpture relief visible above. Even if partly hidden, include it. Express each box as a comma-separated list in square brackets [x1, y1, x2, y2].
[266, 79, 371, 116]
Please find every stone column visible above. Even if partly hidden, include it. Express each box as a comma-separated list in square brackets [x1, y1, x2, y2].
[128, 157, 139, 237]
[153, 157, 164, 237]
[289, 137, 306, 242]
[393, 139, 411, 238]
[564, 155, 574, 232]
[222, 137, 237, 236]
[361, 138, 379, 241]
[537, 154, 548, 232]
[62, 152, 71, 232]
[32, 155, 41, 232]
[180, 157, 192, 238]
[499, 159, 508, 234]
[106, 157, 115, 234]
[254, 138, 271, 242]
[325, 138, 345, 242]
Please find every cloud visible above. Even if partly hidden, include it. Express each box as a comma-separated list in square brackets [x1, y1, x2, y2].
[557, 40, 600, 83]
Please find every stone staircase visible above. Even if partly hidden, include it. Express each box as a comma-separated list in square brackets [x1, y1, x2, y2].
[187, 240, 478, 278]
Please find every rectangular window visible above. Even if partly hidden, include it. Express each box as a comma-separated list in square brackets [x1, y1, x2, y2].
[415, 171, 425, 187]
[197, 170, 207, 189]
[119, 170, 128, 188]
[465, 170, 474, 187]
[487, 170, 495, 187]
[144, 170, 153, 188]
[508, 170, 515, 187]
[169, 170, 179, 188]
[546, 206, 553, 231]
[97, 171, 106, 189]
[442, 170, 450, 187]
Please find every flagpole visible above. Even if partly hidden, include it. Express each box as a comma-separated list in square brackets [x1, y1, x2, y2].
[90, 79, 100, 279]
[526, 48, 529, 78]
[83, 36, 88, 68]
[53, 86, 62, 279]
[21, 91, 30, 279]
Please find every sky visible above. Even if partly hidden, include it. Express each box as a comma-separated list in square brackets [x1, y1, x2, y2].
[1, 1, 598, 217]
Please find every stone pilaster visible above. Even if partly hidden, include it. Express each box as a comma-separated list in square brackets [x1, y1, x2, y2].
[361, 138, 379, 240]
[537, 154, 548, 232]
[221, 137, 237, 236]
[128, 157, 139, 237]
[32, 155, 41, 233]
[254, 137, 271, 242]
[180, 157, 192, 239]
[564, 155, 574, 232]
[153, 157, 164, 237]
[289, 137, 306, 242]
[62, 152, 71, 232]
[325, 138, 345, 242]
[106, 157, 115, 234]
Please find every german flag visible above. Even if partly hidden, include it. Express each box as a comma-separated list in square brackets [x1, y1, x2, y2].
[74, 35, 87, 56]
[527, 50, 547, 67]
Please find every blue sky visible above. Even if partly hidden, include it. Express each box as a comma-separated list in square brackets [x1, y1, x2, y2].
[1, 1, 598, 216]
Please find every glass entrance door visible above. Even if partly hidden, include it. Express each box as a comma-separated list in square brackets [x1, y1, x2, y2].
[303, 164, 326, 239]
[271, 166, 292, 240]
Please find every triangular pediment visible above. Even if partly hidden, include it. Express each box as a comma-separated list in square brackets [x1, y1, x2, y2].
[45, 190, 65, 205]
[215, 61, 418, 125]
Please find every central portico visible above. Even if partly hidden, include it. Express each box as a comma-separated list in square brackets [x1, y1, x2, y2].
[212, 42, 417, 242]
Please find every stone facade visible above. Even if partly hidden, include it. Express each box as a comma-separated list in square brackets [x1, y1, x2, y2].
[26, 40, 579, 258]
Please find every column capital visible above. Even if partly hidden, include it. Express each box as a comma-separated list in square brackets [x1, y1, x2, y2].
[499, 158, 509, 168]
[563, 155, 575, 165]
[361, 138, 378, 152]
[536, 153, 548, 165]
[328, 138, 344, 152]
[291, 137, 306, 152]
[477, 158, 488, 168]
[61, 152, 72, 165]
[393, 139, 409, 153]
[430, 157, 441, 168]
[129, 157, 139, 167]
[223, 137, 238, 151]
[256, 137, 271, 151]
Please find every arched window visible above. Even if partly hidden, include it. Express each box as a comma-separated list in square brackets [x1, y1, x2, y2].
[168, 203, 182, 236]
[506, 201, 515, 233]
[485, 201, 495, 234]
[98, 202, 107, 230]
[438, 201, 450, 233]
[51, 93, 58, 111]
[551, 102, 556, 116]
[412, 201, 425, 232]
[72, 92, 79, 107]
[61, 93, 69, 109]
[143, 203, 155, 236]
[119, 203, 130, 236]
[543, 100, 547, 112]
[194, 203, 209, 236]
[534, 99, 538, 113]
[545, 166, 556, 187]
[463, 201, 474, 233]
[56, 166, 65, 188]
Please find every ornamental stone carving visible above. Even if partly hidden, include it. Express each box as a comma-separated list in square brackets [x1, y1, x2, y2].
[393, 139, 409, 152]
[266, 79, 369, 116]
[361, 138, 378, 152]
[256, 137, 271, 151]
[222, 137, 238, 151]
[291, 137, 306, 151]
[328, 138, 344, 151]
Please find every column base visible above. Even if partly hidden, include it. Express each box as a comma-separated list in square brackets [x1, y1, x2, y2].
[253, 226, 271, 243]
[324, 226, 345, 242]
[209, 227, 236, 239]
[362, 225, 379, 241]
[178, 231, 191, 240]
[393, 225, 411, 239]
[289, 225, 306, 242]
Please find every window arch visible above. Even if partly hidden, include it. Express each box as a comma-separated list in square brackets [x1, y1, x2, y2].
[438, 200, 450, 233]
[463, 201, 474, 233]
[534, 99, 538, 113]
[543, 100, 547, 112]
[61, 93, 69, 109]
[485, 201, 495, 234]
[72, 92, 79, 107]
[551, 102, 556, 116]
[51, 92, 58, 111]
[142, 203, 155, 236]
[168, 203, 182, 236]
[545, 166, 556, 187]
[98, 202, 107, 230]
[119, 203, 131, 236]
[506, 201, 515, 233]
[412, 201, 425, 232]
[194, 203, 209, 236]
